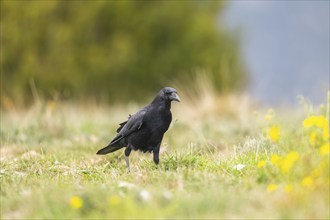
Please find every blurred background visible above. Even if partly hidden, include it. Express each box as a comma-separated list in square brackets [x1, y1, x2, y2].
[1, 1, 329, 107]
[224, 1, 329, 106]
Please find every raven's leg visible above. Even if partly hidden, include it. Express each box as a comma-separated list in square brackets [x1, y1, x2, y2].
[153, 143, 161, 168]
[124, 146, 132, 172]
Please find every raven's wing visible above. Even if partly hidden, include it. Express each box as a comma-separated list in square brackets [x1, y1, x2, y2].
[116, 114, 132, 133]
[96, 108, 147, 155]
[111, 109, 146, 145]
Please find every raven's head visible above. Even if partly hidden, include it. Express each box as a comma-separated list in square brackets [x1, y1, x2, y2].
[161, 87, 181, 102]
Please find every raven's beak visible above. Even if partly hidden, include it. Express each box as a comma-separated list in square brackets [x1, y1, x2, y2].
[170, 93, 181, 102]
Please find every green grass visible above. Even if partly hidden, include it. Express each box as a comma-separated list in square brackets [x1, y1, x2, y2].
[1, 94, 329, 219]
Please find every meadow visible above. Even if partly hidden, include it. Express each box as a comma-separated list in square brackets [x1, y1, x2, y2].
[1, 87, 329, 219]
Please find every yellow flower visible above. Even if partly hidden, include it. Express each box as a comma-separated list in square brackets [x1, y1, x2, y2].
[270, 154, 281, 166]
[319, 143, 330, 155]
[70, 196, 83, 209]
[301, 176, 314, 188]
[303, 115, 328, 128]
[257, 160, 266, 168]
[267, 184, 277, 192]
[284, 184, 293, 193]
[268, 125, 280, 142]
[303, 115, 329, 141]
[280, 151, 299, 174]
[108, 195, 121, 206]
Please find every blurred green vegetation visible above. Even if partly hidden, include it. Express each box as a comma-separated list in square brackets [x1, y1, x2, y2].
[1, 1, 246, 104]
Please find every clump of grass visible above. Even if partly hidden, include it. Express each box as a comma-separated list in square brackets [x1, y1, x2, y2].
[1, 91, 329, 219]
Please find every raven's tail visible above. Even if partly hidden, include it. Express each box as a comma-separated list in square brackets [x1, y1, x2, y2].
[96, 144, 123, 155]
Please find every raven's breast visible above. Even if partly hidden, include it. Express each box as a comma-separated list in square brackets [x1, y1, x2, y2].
[127, 128, 161, 152]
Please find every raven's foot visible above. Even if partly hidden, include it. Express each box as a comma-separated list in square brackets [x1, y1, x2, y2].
[125, 156, 130, 173]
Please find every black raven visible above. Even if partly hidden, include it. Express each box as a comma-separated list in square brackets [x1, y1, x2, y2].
[97, 87, 180, 171]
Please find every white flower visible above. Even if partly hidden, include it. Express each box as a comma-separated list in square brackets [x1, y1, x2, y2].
[118, 181, 136, 190]
[139, 189, 150, 202]
[233, 164, 246, 171]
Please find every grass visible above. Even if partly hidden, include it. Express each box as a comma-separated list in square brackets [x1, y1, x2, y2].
[1, 91, 329, 219]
